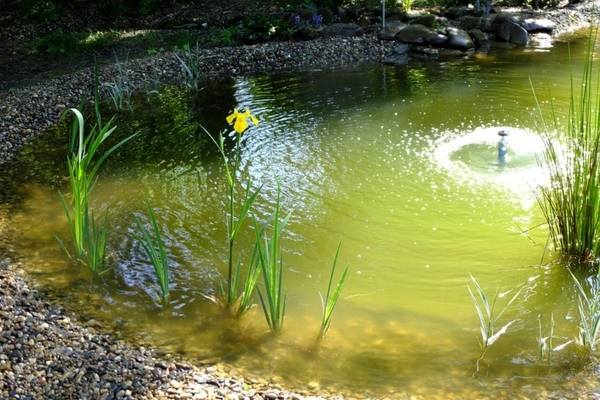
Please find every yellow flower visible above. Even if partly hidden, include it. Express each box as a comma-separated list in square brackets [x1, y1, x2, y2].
[226, 108, 259, 134]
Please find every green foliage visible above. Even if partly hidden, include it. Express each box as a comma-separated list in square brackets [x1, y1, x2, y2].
[237, 15, 291, 43]
[134, 196, 170, 305]
[15, 0, 57, 23]
[139, 0, 158, 15]
[317, 242, 349, 341]
[34, 29, 122, 55]
[532, 25, 600, 260]
[467, 273, 522, 376]
[35, 28, 79, 54]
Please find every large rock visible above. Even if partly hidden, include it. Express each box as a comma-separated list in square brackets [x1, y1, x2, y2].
[395, 24, 432, 44]
[322, 23, 364, 38]
[497, 19, 529, 45]
[519, 17, 556, 33]
[425, 31, 449, 46]
[410, 14, 437, 27]
[468, 29, 490, 49]
[382, 44, 410, 65]
[378, 22, 407, 41]
[445, 27, 475, 51]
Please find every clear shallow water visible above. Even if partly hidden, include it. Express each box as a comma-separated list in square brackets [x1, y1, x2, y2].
[2, 34, 598, 397]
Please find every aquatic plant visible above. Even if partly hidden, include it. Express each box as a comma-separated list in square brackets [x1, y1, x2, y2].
[254, 180, 290, 335]
[531, 24, 600, 261]
[467, 273, 522, 375]
[571, 270, 600, 355]
[203, 108, 261, 317]
[57, 106, 134, 274]
[134, 196, 170, 305]
[538, 313, 572, 364]
[174, 42, 203, 90]
[317, 242, 349, 341]
[103, 51, 135, 110]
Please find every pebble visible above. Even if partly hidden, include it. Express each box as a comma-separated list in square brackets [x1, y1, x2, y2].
[1, 2, 600, 399]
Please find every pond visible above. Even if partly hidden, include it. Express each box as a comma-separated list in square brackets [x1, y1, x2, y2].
[2, 32, 598, 398]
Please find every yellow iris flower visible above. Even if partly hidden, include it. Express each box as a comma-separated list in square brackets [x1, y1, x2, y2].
[226, 108, 259, 134]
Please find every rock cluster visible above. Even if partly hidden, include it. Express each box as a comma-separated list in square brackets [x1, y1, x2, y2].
[0, 1, 599, 398]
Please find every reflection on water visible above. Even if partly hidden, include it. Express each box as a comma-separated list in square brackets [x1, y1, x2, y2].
[2, 34, 596, 397]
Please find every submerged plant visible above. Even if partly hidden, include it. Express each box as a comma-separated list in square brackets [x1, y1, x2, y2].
[467, 273, 522, 376]
[57, 107, 134, 274]
[203, 108, 261, 317]
[317, 242, 349, 341]
[571, 270, 600, 355]
[531, 24, 600, 261]
[538, 313, 573, 364]
[254, 180, 290, 335]
[134, 196, 170, 305]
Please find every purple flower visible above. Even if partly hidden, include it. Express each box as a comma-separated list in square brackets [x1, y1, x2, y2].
[294, 14, 300, 27]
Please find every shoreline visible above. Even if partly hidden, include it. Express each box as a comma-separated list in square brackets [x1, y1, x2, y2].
[1, 2, 599, 398]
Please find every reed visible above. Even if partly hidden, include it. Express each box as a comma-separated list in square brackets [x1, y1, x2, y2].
[174, 42, 203, 90]
[254, 180, 290, 335]
[203, 109, 261, 317]
[103, 51, 135, 110]
[571, 270, 600, 354]
[134, 196, 170, 305]
[467, 273, 521, 375]
[531, 24, 600, 260]
[57, 106, 134, 274]
[317, 242, 349, 341]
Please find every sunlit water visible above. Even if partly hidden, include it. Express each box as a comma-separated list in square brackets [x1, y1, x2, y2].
[2, 32, 599, 397]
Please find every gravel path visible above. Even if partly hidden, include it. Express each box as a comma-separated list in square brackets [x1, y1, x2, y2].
[1, 2, 600, 398]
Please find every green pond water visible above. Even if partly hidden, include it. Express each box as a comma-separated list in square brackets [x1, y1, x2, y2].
[3, 31, 600, 397]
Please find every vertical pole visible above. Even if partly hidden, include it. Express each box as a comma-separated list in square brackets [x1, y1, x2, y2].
[382, 0, 386, 28]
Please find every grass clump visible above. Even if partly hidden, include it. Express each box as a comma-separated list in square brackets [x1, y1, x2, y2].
[102, 52, 135, 110]
[532, 24, 600, 261]
[254, 181, 290, 335]
[56, 106, 134, 274]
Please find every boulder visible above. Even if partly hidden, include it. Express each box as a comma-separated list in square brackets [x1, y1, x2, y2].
[497, 19, 529, 45]
[425, 32, 449, 46]
[468, 29, 489, 49]
[382, 44, 410, 65]
[395, 24, 432, 44]
[410, 14, 437, 27]
[445, 7, 472, 20]
[445, 27, 475, 51]
[322, 23, 364, 38]
[519, 17, 555, 33]
[460, 16, 482, 31]
[378, 22, 407, 41]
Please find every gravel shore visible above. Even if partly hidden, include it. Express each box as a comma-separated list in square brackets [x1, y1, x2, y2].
[1, 2, 599, 399]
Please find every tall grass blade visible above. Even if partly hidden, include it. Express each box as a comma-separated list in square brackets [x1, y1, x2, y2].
[317, 241, 349, 341]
